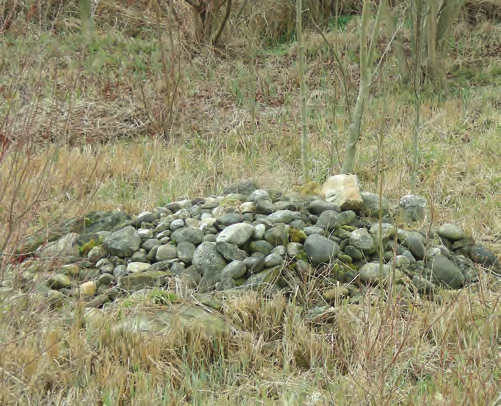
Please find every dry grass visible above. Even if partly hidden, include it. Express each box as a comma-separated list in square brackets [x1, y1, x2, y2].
[1, 3, 501, 405]
[0, 277, 499, 404]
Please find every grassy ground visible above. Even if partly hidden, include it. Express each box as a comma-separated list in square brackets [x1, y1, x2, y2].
[0, 3, 500, 404]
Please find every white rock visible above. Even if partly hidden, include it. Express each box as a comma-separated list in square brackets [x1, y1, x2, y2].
[127, 262, 151, 273]
[321, 174, 363, 211]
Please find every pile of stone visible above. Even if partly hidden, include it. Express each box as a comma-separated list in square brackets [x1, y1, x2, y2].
[1, 175, 499, 309]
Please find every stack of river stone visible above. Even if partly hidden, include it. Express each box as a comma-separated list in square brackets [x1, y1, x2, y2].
[2, 177, 499, 309]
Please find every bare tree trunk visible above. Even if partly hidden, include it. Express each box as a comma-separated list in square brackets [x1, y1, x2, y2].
[411, 0, 425, 194]
[426, 0, 438, 82]
[185, 0, 233, 45]
[383, 1, 409, 82]
[78, 0, 94, 39]
[297, 0, 310, 183]
[234, 0, 248, 20]
[413, 0, 463, 86]
[341, 0, 384, 175]
[437, 0, 463, 51]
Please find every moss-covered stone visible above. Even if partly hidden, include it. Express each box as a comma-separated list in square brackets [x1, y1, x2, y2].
[294, 251, 309, 263]
[341, 225, 356, 232]
[329, 263, 356, 283]
[338, 254, 352, 264]
[293, 182, 322, 196]
[289, 227, 307, 243]
[78, 237, 103, 257]
[234, 277, 247, 286]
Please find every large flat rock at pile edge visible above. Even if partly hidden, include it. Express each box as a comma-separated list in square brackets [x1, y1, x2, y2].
[243, 265, 282, 290]
[118, 270, 171, 292]
[111, 303, 230, 336]
[38, 233, 80, 259]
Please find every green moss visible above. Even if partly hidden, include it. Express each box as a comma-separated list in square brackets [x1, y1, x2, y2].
[330, 263, 356, 283]
[234, 277, 247, 286]
[83, 216, 95, 227]
[289, 227, 307, 243]
[294, 251, 309, 262]
[149, 289, 179, 305]
[78, 235, 104, 257]
[220, 196, 244, 210]
[220, 197, 238, 206]
[79, 239, 97, 257]
[293, 182, 322, 197]
[338, 254, 352, 264]
[345, 263, 357, 271]
[78, 268, 100, 281]
[341, 225, 356, 232]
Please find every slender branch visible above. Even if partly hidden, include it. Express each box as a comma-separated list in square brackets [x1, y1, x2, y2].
[341, 0, 385, 175]
[183, 0, 199, 7]
[372, 18, 405, 83]
[367, 0, 385, 68]
[234, 0, 248, 20]
[211, 0, 232, 44]
[309, 17, 352, 121]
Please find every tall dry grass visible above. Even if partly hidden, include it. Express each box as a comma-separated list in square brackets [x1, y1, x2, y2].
[0, 2, 500, 404]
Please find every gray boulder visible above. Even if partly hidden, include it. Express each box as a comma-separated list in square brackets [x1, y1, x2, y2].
[307, 200, 341, 215]
[243, 265, 281, 291]
[361, 192, 389, 217]
[359, 262, 404, 284]
[399, 195, 427, 223]
[216, 223, 255, 246]
[177, 241, 197, 264]
[220, 261, 247, 280]
[216, 241, 248, 261]
[304, 234, 340, 265]
[267, 210, 296, 224]
[436, 224, 465, 241]
[171, 227, 204, 245]
[316, 210, 339, 231]
[250, 189, 271, 202]
[223, 180, 257, 196]
[156, 244, 178, 261]
[468, 244, 499, 269]
[39, 233, 80, 259]
[430, 255, 465, 289]
[349, 228, 375, 254]
[193, 242, 227, 289]
[264, 224, 290, 246]
[255, 200, 275, 215]
[103, 226, 141, 257]
[250, 240, 274, 256]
